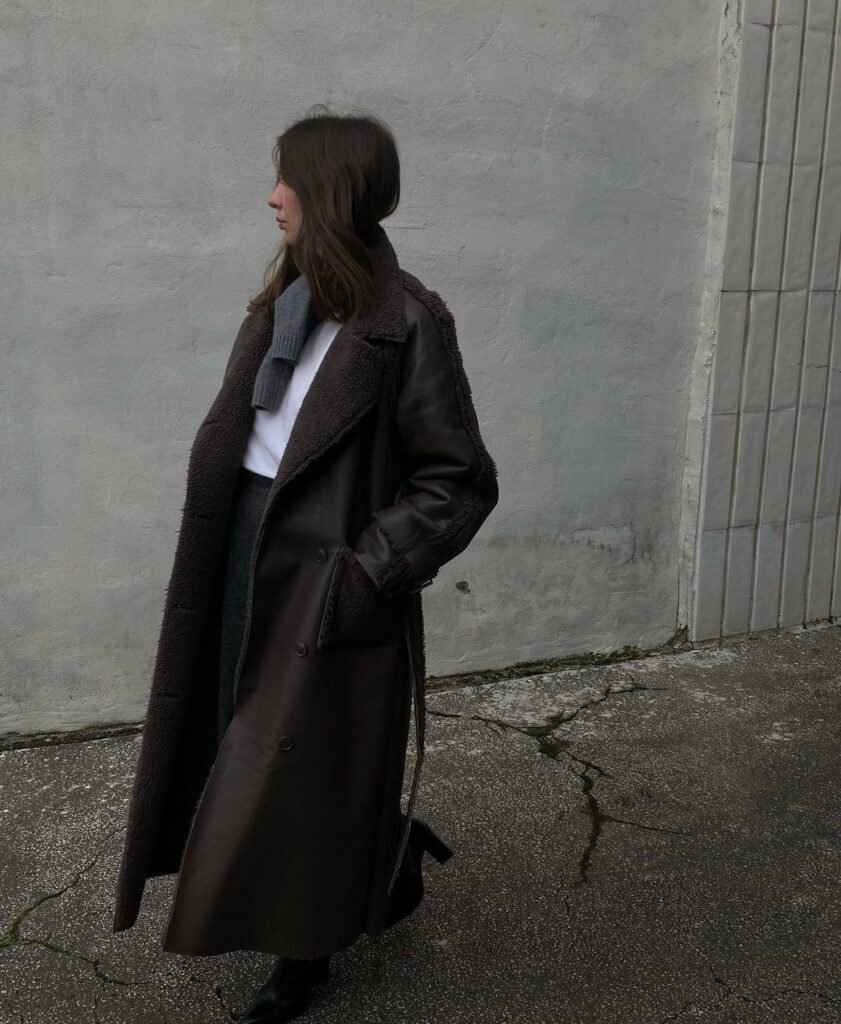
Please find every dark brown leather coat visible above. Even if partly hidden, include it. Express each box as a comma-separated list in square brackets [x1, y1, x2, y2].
[111, 224, 499, 958]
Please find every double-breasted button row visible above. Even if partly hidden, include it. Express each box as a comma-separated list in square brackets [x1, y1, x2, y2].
[278, 735, 295, 751]
[295, 641, 308, 657]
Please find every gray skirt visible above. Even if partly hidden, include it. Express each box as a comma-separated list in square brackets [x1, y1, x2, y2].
[217, 465, 274, 747]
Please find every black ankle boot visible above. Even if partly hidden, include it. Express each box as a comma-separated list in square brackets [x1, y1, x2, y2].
[237, 954, 331, 1024]
[383, 815, 454, 929]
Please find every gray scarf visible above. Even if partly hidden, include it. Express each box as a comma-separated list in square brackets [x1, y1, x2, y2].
[251, 273, 321, 412]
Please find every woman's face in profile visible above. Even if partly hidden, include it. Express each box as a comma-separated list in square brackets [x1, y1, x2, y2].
[267, 176, 303, 245]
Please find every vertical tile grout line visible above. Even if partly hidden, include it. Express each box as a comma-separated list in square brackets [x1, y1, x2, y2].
[804, 0, 841, 624]
[737, 0, 778, 634]
[822, 260, 841, 618]
[772, 0, 812, 628]
[825, 10, 841, 618]
[687, 0, 744, 643]
[718, 189, 759, 638]
[780, 0, 835, 627]
[826, 4, 841, 608]
[719, 8, 775, 638]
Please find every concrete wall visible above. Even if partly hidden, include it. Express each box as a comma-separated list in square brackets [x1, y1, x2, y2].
[2, 0, 724, 735]
[690, 0, 841, 639]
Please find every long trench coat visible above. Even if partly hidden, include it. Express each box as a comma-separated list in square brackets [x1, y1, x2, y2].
[111, 223, 499, 958]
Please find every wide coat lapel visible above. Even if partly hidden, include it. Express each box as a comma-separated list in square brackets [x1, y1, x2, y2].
[215, 223, 408, 507]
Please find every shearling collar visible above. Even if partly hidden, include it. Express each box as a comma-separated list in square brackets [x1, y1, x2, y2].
[347, 222, 408, 343]
[248, 222, 408, 344]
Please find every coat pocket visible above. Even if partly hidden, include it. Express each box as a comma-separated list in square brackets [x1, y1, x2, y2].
[317, 544, 402, 651]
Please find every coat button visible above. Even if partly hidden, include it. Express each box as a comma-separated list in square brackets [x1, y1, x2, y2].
[295, 641, 308, 656]
[315, 547, 328, 563]
[278, 735, 295, 751]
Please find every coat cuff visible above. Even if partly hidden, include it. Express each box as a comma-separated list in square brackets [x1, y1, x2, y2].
[355, 517, 440, 597]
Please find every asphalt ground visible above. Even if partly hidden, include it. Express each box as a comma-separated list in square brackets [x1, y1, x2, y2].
[1, 627, 839, 1022]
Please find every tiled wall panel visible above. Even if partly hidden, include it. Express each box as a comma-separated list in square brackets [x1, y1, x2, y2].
[694, 0, 841, 639]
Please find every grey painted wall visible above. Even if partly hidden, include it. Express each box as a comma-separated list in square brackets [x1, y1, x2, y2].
[691, 0, 841, 639]
[2, 0, 724, 735]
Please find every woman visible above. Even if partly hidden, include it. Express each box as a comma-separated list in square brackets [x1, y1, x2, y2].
[112, 108, 499, 1023]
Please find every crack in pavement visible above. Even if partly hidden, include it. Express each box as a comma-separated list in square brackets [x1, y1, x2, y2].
[664, 961, 841, 1020]
[656, 965, 840, 1021]
[0, 824, 128, 985]
[710, 966, 840, 1007]
[658, 998, 693, 1022]
[431, 674, 668, 738]
[428, 676, 694, 885]
[214, 984, 238, 1021]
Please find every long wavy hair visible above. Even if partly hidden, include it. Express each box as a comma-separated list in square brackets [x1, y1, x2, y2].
[248, 105, 401, 325]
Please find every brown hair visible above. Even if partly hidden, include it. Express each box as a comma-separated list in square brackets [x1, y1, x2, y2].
[248, 105, 401, 324]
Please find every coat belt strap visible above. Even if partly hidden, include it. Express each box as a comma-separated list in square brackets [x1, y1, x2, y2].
[386, 592, 426, 894]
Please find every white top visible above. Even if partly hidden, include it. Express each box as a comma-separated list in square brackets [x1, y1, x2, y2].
[242, 319, 342, 478]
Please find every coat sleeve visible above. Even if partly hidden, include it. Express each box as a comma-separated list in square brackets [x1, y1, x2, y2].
[351, 289, 499, 596]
